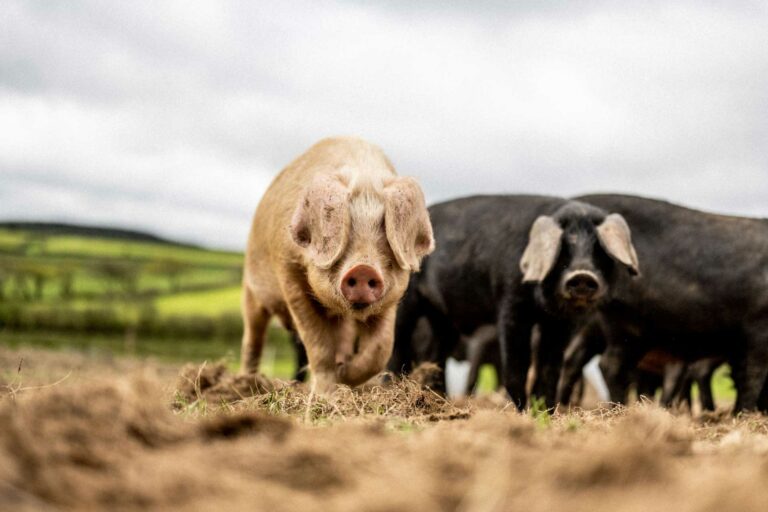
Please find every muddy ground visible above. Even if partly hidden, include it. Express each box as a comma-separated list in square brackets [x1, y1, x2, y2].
[1, 346, 768, 512]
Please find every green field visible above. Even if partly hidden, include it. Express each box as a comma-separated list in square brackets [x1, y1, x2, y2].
[0, 226, 297, 378]
[155, 285, 242, 316]
[0, 227, 243, 318]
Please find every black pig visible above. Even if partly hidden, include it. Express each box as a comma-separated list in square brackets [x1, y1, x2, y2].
[578, 193, 768, 412]
[389, 195, 639, 410]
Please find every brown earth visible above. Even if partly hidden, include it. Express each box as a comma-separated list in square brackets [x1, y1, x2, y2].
[2, 346, 768, 512]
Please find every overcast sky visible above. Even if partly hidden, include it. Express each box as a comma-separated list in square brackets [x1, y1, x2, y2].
[2, 1, 767, 250]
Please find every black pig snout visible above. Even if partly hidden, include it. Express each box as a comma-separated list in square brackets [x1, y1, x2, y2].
[562, 270, 602, 300]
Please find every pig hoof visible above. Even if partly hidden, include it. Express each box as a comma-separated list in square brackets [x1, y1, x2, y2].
[336, 361, 347, 380]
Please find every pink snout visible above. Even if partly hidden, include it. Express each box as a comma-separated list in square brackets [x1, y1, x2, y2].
[340, 265, 384, 308]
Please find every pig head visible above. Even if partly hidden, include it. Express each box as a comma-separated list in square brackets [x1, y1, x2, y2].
[520, 201, 640, 315]
[289, 172, 434, 321]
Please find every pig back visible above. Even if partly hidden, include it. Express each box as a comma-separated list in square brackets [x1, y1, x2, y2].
[421, 194, 568, 332]
[578, 193, 768, 330]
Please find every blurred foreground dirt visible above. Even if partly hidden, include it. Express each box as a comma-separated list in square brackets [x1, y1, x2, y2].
[1, 346, 768, 512]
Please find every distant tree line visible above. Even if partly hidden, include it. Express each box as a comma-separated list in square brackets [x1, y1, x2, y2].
[0, 222, 197, 247]
[0, 258, 214, 302]
[0, 304, 243, 340]
[0, 261, 72, 301]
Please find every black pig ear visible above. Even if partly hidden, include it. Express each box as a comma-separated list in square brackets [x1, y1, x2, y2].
[520, 216, 563, 283]
[596, 213, 640, 276]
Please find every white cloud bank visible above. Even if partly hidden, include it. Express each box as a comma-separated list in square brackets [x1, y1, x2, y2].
[1, 1, 767, 249]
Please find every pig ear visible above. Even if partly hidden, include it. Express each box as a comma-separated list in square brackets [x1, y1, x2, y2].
[520, 216, 563, 283]
[596, 213, 640, 276]
[289, 174, 351, 269]
[383, 177, 435, 271]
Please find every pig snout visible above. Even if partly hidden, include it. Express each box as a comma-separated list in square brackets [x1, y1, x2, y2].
[564, 271, 601, 300]
[340, 265, 384, 308]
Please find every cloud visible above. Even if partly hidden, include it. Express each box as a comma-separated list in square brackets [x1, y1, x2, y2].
[1, 1, 767, 249]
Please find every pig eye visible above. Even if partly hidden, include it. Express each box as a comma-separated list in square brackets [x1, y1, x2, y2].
[295, 227, 311, 245]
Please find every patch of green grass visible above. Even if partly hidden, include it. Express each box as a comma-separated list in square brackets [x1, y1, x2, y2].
[475, 364, 499, 394]
[154, 285, 242, 317]
[564, 416, 583, 432]
[42, 235, 242, 266]
[389, 420, 424, 433]
[710, 364, 736, 402]
[0, 229, 27, 251]
[136, 267, 240, 294]
[529, 396, 552, 428]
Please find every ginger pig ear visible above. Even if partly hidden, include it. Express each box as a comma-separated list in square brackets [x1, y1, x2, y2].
[383, 176, 434, 271]
[290, 174, 351, 269]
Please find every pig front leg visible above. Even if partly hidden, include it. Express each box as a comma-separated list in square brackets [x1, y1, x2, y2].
[497, 300, 535, 411]
[240, 286, 271, 374]
[734, 321, 768, 413]
[281, 280, 387, 393]
[335, 308, 397, 387]
[557, 320, 606, 405]
[532, 320, 570, 409]
[281, 283, 341, 394]
[334, 321, 357, 368]
[599, 338, 645, 404]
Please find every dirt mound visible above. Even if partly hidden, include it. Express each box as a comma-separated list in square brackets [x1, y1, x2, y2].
[175, 362, 276, 405]
[5, 357, 768, 511]
[174, 362, 468, 422]
[200, 411, 292, 441]
[0, 346, 179, 397]
[0, 378, 191, 508]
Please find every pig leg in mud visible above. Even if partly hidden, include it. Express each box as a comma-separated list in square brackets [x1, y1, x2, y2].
[280, 279, 340, 393]
[334, 322, 357, 367]
[336, 308, 396, 386]
[293, 332, 309, 381]
[240, 287, 271, 374]
[464, 325, 499, 396]
[532, 320, 570, 409]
